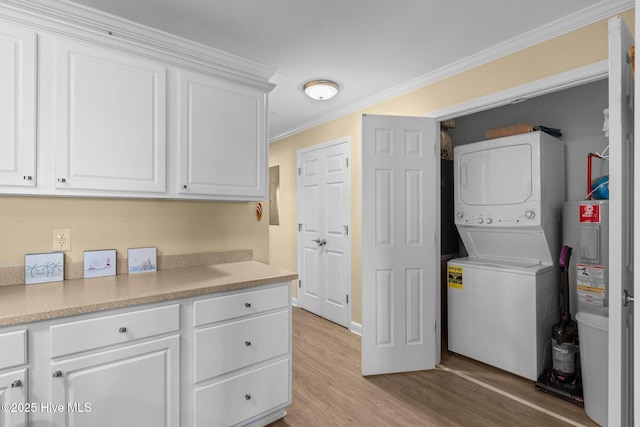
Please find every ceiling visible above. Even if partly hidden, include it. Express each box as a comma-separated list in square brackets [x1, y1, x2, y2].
[62, 0, 624, 141]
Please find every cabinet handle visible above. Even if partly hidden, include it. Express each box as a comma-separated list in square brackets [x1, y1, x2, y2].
[245, 302, 251, 308]
[23, 176, 33, 181]
[57, 178, 66, 183]
[245, 394, 251, 400]
[119, 327, 127, 333]
[245, 341, 251, 346]
[11, 379, 22, 388]
[53, 371, 63, 378]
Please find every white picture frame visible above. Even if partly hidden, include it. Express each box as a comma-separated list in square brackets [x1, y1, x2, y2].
[128, 247, 157, 274]
[25, 252, 64, 285]
[84, 249, 117, 278]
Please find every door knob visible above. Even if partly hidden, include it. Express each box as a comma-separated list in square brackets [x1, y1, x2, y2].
[623, 290, 634, 306]
[319, 239, 327, 247]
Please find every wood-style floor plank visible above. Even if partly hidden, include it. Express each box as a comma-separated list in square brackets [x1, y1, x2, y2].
[269, 307, 598, 427]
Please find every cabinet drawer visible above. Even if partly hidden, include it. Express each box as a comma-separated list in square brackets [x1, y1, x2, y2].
[0, 330, 27, 370]
[195, 358, 289, 427]
[194, 285, 288, 326]
[50, 304, 180, 357]
[194, 310, 289, 382]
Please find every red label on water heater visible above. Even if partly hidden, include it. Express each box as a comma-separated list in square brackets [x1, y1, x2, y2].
[579, 204, 601, 223]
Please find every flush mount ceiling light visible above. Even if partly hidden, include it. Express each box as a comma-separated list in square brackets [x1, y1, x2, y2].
[303, 80, 339, 100]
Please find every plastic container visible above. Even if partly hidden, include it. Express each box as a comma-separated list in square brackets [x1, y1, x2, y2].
[576, 311, 609, 426]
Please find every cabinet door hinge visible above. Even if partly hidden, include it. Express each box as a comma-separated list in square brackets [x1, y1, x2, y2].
[346, 294, 349, 304]
[346, 157, 349, 168]
[298, 279, 302, 288]
[298, 223, 303, 232]
[298, 167, 301, 176]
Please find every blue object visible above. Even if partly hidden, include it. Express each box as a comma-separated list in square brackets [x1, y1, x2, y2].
[591, 175, 609, 200]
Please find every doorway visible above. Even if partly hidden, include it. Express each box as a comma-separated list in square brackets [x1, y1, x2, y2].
[296, 137, 351, 328]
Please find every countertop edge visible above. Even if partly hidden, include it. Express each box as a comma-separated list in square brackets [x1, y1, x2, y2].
[0, 261, 298, 327]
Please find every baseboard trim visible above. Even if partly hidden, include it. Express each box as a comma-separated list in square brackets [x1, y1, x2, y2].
[350, 321, 362, 336]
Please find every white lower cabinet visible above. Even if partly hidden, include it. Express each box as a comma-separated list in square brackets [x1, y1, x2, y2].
[0, 282, 291, 427]
[51, 335, 180, 427]
[192, 283, 291, 426]
[0, 329, 27, 427]
[195, 359, 289, 427]
[0, 369, 28, 427]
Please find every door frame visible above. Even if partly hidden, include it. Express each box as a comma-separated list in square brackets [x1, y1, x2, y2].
[296, 136, 352, 328]
[428, 58, 636, 424]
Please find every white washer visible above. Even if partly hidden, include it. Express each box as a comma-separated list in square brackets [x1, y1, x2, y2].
[447, 257, 559, 381]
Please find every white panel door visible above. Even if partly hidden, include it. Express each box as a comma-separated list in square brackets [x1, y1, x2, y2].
[0, 24, 36, 188]
[297, 139, 351, 328]
[54, 38, 167, 193]
[608, 15, 634, 427]
[177, 70, 267, 200]
[361, 114, 438, 376]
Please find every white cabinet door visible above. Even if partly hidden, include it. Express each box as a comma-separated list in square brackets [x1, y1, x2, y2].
[177, 70, 267, 200]
[0, 24, 36, 188]
[51, 336, 180, 427]
[0, 369, 27, 427]
[54, 38, 166, 193]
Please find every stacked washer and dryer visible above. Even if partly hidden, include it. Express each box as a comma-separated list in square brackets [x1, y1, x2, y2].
[447, 131, 565, 381]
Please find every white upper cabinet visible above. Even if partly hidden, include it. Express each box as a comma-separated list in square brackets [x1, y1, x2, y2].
[0, 1, 274, 200]
[0, 24, 36, 188]
[54, 38, 167, 193]
[177, 70, 268, 200]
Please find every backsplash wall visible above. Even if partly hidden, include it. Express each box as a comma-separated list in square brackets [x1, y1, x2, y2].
[0, 196, 269, 269]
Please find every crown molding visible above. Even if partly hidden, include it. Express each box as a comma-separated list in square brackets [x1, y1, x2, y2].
[0, 0, 277, 91]
[270, 0, 632, 142]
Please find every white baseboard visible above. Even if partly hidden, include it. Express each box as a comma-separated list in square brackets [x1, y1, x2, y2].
[292, 297, 362, 336]
[350, 321, 362, 336]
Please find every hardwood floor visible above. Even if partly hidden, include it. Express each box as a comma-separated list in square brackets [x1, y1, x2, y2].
[269, 307, 599, 427]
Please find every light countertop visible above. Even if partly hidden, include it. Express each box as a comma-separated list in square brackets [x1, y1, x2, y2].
[0, 261, 298, 327]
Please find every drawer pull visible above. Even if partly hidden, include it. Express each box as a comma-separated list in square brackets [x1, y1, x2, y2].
[245, 341, 251, 346]
[53, 371, 63, 378]
[11, 379, 22, 388]
[245, 394, 251, 400]
[245, 302, 251, 308]
[119, 327, 127, 333]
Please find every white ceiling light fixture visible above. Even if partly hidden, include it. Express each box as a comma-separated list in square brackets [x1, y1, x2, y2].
[303, 80, 339, 100]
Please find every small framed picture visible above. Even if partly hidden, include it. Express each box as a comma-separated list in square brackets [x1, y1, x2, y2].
[84, 249, 117, 279]
[128, 247, 157, 274]
[25, 252, 64, 285]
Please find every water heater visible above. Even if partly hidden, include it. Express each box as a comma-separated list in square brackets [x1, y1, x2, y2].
[562, 200, 609, 317]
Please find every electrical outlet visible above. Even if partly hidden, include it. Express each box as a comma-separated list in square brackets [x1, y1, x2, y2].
[53, 229, 71, 251]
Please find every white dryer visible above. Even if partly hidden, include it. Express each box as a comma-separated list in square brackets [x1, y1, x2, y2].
[448, 131, 565, 380]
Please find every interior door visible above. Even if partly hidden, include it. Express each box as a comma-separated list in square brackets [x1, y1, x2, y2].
[361, 114, 439, 375]
[297, 139, 351, 328]
[298, 148, 323, 316]
[608, 15, 634, 427]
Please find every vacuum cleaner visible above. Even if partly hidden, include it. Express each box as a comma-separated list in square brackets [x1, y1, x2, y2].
[535, 246, 584, 406]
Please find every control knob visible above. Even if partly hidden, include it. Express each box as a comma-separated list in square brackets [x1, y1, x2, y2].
[486, 217, 493, 224]
[525, 210, 536, 219]
[456, 211, 464, 219]
[477, 218, 483, 224]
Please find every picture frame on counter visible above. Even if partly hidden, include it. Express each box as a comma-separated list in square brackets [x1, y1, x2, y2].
[128, 247, 157, 274]
[25, 252, 64, 285]
[84, 249, 117, 278]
